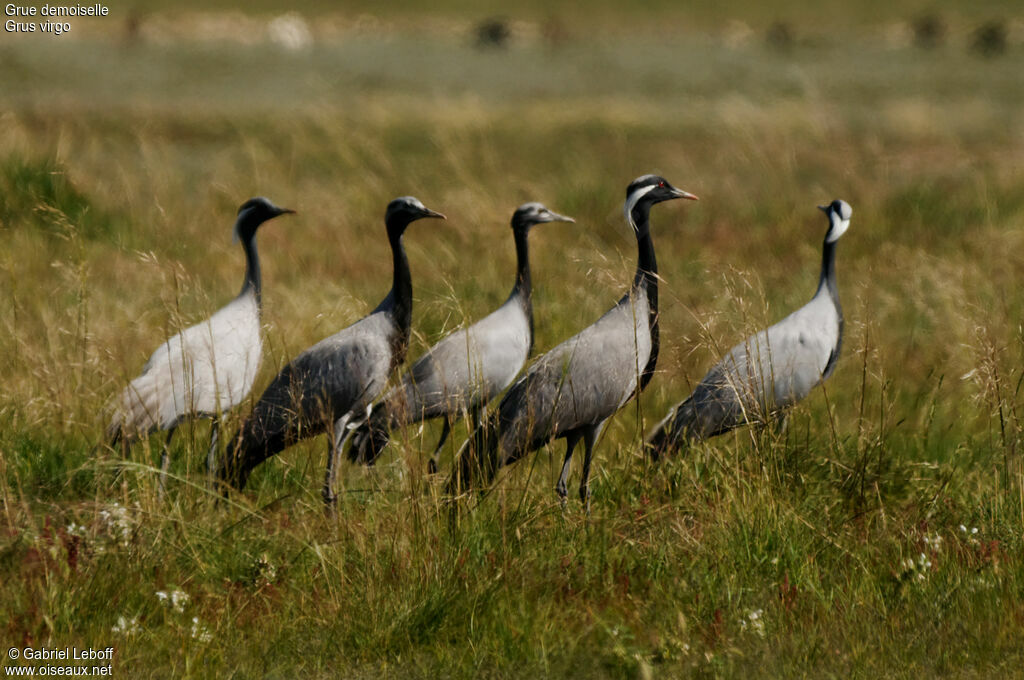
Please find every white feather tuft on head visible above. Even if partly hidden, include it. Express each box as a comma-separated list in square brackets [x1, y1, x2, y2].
[624, 184, 657, 232]
[825, 201, 852, 243]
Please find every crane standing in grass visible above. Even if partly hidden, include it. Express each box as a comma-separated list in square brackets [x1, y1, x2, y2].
[449, 175, 698, 508]
[106, 197, 295, 488]
[218, 196, 445, 504]
[646, 199, 852, 459]
[346, 202, 575, 473]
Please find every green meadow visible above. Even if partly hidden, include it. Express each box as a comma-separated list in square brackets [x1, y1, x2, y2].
[1, 2, 1023, 677]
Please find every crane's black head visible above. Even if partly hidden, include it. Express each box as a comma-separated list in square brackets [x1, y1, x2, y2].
[510, 202, 575, 232]
[385, 196, 446, 237]
[233, 196, 295, 243]
[818, 199, 852, 243]
[624, 174, 698, 232]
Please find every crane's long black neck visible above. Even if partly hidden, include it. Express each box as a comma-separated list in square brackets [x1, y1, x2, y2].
[238, 231, 262, 307]
[377, 226, 413, 363]
[509, 227, 534, 354]
[816, 237, 840, 310]
[818, 237, 844, 378]
[631, 205, 659, 391]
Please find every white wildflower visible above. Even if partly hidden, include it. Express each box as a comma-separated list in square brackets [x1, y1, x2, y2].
[98, 502, 134, 547]
[899, 550, 935, 582]
[740, 609, 765, 637]
[171, 590, 189, 612]
[252, 554, 277, 586]
[156, 588, 189, 613]
[111, 615, 140, 635]
[190, 617, 212, 643]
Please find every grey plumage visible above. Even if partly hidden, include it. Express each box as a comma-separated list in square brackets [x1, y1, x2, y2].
[449, 175, 698, 506]
[106, 197, 294, 484]
[646, 199, 852, 458]
[346, 202, 574, 471]
[218, 196, 445, 502]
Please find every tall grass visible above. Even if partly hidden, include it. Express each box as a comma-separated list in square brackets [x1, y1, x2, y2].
[2, 11, 1024, 677]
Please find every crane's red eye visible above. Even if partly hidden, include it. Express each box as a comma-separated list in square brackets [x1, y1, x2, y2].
[658, 181, 665, 188]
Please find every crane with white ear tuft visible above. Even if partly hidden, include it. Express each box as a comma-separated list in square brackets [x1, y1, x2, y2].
[219, 196, 446, 505]
[449, 175, 698, 510]
[646, 199, 852, 459]
[106, 197, 294, 490]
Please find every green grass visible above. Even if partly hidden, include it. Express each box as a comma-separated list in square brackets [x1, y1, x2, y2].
[2, 4, 1024, 677]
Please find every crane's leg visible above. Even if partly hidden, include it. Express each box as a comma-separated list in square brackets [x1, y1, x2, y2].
[206, 419, 220, 481]
[556, 431, 583, 506]
[578, 424, 603, 513]
[772, 412, 790, 437]
[323, 413, 352, 507]
[469, 405, 483, 436]
[428, 416, 452, 475]
[158, 426, 177, 499]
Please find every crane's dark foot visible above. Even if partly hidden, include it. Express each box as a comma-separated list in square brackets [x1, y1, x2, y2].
[215, 460, 249, 494]
[645, 439, 663, 463]
[579, 485, 592, 514]
[555, 482, 570, 511]
[322, 494, 339, 517]
[427, 457, 439, 475]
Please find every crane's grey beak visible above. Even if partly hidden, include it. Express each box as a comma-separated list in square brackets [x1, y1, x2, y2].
[671, 188, 699, 201]
[422, 208, 447, 220]
[277, 208, 297, 216]
[817, 205, 830, 214]
[548, 211, 575, 224]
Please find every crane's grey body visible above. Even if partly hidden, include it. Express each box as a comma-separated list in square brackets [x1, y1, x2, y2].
[219, 197, 445, 502]
[107, 290, 263, 437]
[399, 294, 533, 419]
[647, 199, 851, 457]
[106, 197, 293, 486]
[347, 203, 573, 470]
[491, 285, 653, 461]
[223, 303, 400, 477]
[450, 176, 698, 507]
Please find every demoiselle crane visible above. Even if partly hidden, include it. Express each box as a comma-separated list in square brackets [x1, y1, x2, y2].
[449, 175, 697, 508]
[106, 197, 294, 487]
[646, 199, 852, 458]
[346, 202, 574, 473]
[219, 196, 445, 504]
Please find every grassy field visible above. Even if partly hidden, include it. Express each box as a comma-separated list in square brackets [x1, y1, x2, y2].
[2, 3, 1024, 677]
